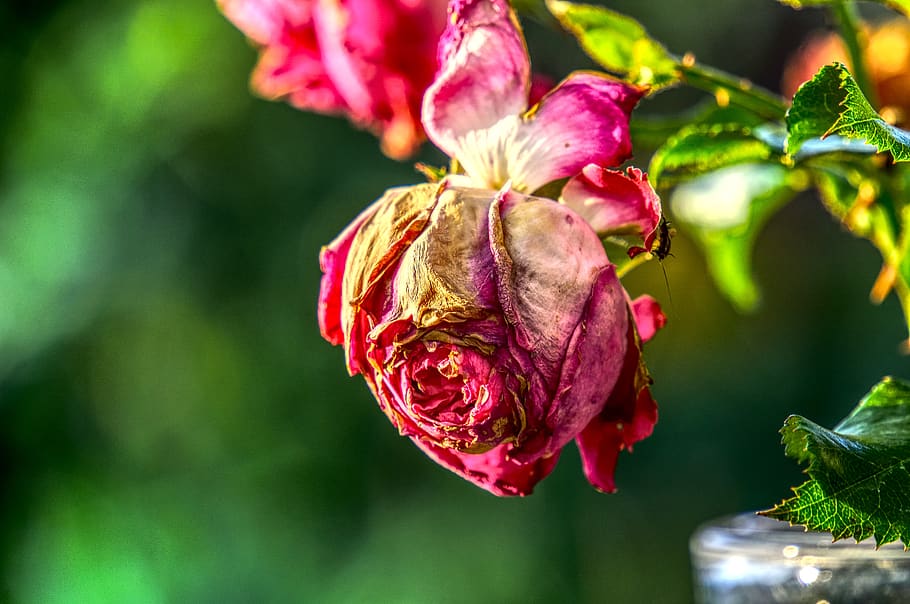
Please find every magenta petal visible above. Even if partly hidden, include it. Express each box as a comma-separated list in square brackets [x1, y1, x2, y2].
[505, 72, 644, 192]
[541, 266, 629, 455]
[421, 0, 530, 159]
[528, 72, 555, 106]
[576, 321, 658, 493]
[256, 49, 348, 114]
[220, 0, 348, 113]
[415, 439, 560, 496]
[560, 164, 661, 240]
[576, 385, 657, 493]
[317, 199, 383, 348]
[630, 295, 666, 343]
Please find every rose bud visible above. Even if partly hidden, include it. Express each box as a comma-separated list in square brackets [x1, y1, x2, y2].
[318, 182, 660, 496]
[217, 0, 447, 159]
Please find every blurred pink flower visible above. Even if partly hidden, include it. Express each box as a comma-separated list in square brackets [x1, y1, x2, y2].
[218, 0, 447, 159]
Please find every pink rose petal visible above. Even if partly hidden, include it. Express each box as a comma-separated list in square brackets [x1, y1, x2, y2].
[311, 0, 373, 119]
[576, 383, 657, 493]
[221, 0, 446, 159]
[528, 72, 555, 106]
[560, 164, 661, 240]
[504, 72, 643, 192]
[541, 266, 629, 456]
[416, 439, 561, 496]
[254, 46, 347, 114]
[217, 0, 311, 46]
[630, 295, 666, 343]
[576, 321, 658, 493]
[489, 189, 613, 382]
[421, 0, 530, 160]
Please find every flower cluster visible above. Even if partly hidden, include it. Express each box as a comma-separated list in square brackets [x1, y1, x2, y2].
[314, 0, 665, 496]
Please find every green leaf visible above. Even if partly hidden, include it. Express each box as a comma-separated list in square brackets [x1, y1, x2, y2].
[892, 204, 910, 341]
[546, 0, 679, 89]
[631, 104, 766, 152]
[649, 123, 778, 189]
[762, 376, 910, 547]
[804, 159, 910, 343]
[670, 164, 807, 311]
[778, 0, 910, 18]
[787, 63, 910, 161]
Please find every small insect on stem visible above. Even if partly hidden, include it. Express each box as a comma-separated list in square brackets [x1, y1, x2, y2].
[627, 217, 676, 308]
[627, 216, 674, 261]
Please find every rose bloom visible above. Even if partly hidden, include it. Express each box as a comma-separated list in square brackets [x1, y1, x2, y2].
[318, 0, 665, 496]
[217, 0, 447, 159]
[782, 18, 910, 125]
[319, 184, 662, 496]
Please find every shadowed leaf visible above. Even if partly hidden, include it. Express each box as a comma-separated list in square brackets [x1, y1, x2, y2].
[762, 377, 910, 548]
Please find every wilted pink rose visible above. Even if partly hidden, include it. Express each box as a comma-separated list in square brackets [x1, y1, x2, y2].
[217, 0, 447, 159]
[319, 183, 660, 496]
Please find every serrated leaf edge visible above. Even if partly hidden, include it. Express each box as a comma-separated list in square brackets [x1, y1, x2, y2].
[762, 390, 910, 548]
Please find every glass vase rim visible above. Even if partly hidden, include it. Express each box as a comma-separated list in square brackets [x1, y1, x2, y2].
[691, 511, 910, 561]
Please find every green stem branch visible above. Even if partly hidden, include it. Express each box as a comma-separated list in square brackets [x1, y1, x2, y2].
[615, 252, 653, 278]
[677, 61, 789, 121]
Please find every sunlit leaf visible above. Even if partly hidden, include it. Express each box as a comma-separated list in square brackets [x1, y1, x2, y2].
[549, 1, 788, 119]
[762, 376, 910, 548]
[546, 0, 679, 88]
[649, 123, 778, 189]
[787, 63, 910, 160]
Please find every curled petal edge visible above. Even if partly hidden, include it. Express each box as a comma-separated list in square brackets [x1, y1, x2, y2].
[560, 164, 661, 242]
[318, 200, 384, 348]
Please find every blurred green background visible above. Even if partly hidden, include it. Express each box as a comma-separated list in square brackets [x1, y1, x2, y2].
[1, 1, 907, 602]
